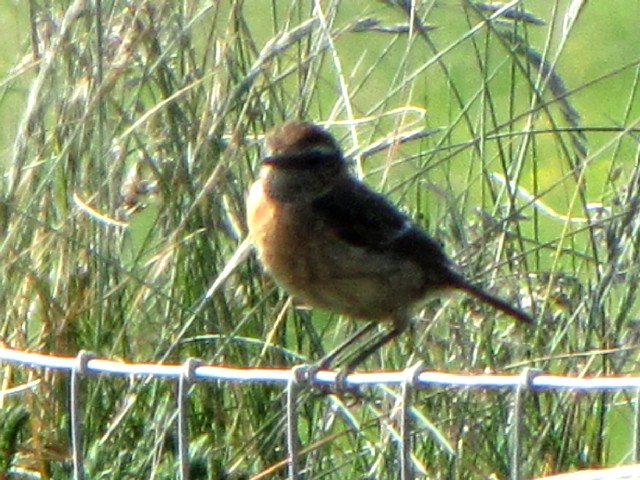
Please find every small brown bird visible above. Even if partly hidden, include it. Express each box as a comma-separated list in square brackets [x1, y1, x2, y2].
[247, 121, 534, 375]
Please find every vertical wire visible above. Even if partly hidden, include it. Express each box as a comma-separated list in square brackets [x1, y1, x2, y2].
[400, 362, 424, 480]
[71, 351, 95, 480]
[178, 359, 201, 480]
[634, 388, 640, 462]
[511, 368, 540, 480]
[287, 365, 310, 480]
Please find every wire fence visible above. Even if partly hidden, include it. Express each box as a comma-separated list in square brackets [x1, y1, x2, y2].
[2, 346, 640, 480]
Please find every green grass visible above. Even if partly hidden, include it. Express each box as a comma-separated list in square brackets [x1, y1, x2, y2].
[1, 1, 640, 478]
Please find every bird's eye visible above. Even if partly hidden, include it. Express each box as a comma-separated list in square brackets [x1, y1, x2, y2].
[303, 149, 336, 167]
[263, 149, 342, 171]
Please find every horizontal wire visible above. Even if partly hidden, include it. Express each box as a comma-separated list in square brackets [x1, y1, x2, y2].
[2, 347, 640, 391]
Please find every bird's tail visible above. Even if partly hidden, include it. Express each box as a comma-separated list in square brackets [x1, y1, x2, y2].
[457, 280, 535, 325]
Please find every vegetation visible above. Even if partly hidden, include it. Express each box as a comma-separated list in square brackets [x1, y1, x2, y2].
[0, 1, 639, 478]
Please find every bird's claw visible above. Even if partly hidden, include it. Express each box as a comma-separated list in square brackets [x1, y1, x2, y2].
[295, 363, 365, 401]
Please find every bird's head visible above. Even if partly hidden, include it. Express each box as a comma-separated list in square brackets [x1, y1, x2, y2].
[260, 121, 348, 203]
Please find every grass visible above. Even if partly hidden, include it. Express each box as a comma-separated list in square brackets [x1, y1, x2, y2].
[1, 0, 640, 478]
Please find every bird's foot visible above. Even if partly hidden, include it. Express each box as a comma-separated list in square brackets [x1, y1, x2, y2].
[332, 368, 366, 403]
[310, 365, 367, 402]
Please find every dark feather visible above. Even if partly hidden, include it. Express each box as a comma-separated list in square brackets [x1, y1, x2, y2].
[312, 180, 406, 246]
[263, 149, 341, 170]
[312, 179, 456, 280]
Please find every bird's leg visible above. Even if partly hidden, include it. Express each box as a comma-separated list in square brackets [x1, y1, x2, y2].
[332, 313, 411, 391]
[312, 322, 378, 373]
[302, 322, 378, 397]
[342, 316, 409, 375]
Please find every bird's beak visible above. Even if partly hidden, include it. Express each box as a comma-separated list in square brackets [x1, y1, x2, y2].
[262, 155, 279, 166]
[262, 154, 295, 168]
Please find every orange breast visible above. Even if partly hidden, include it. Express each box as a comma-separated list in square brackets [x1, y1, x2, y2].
[247, 180, 317, 288]
[246, 180, 426, 320]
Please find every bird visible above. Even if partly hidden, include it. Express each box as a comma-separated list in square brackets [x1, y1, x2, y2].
[246, 120, 534, 376]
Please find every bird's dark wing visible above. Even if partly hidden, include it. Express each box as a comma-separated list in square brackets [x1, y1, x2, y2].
[312, 179, 406, 247]
[312, 179, 452, 271]
[312, 178, 536, 324]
